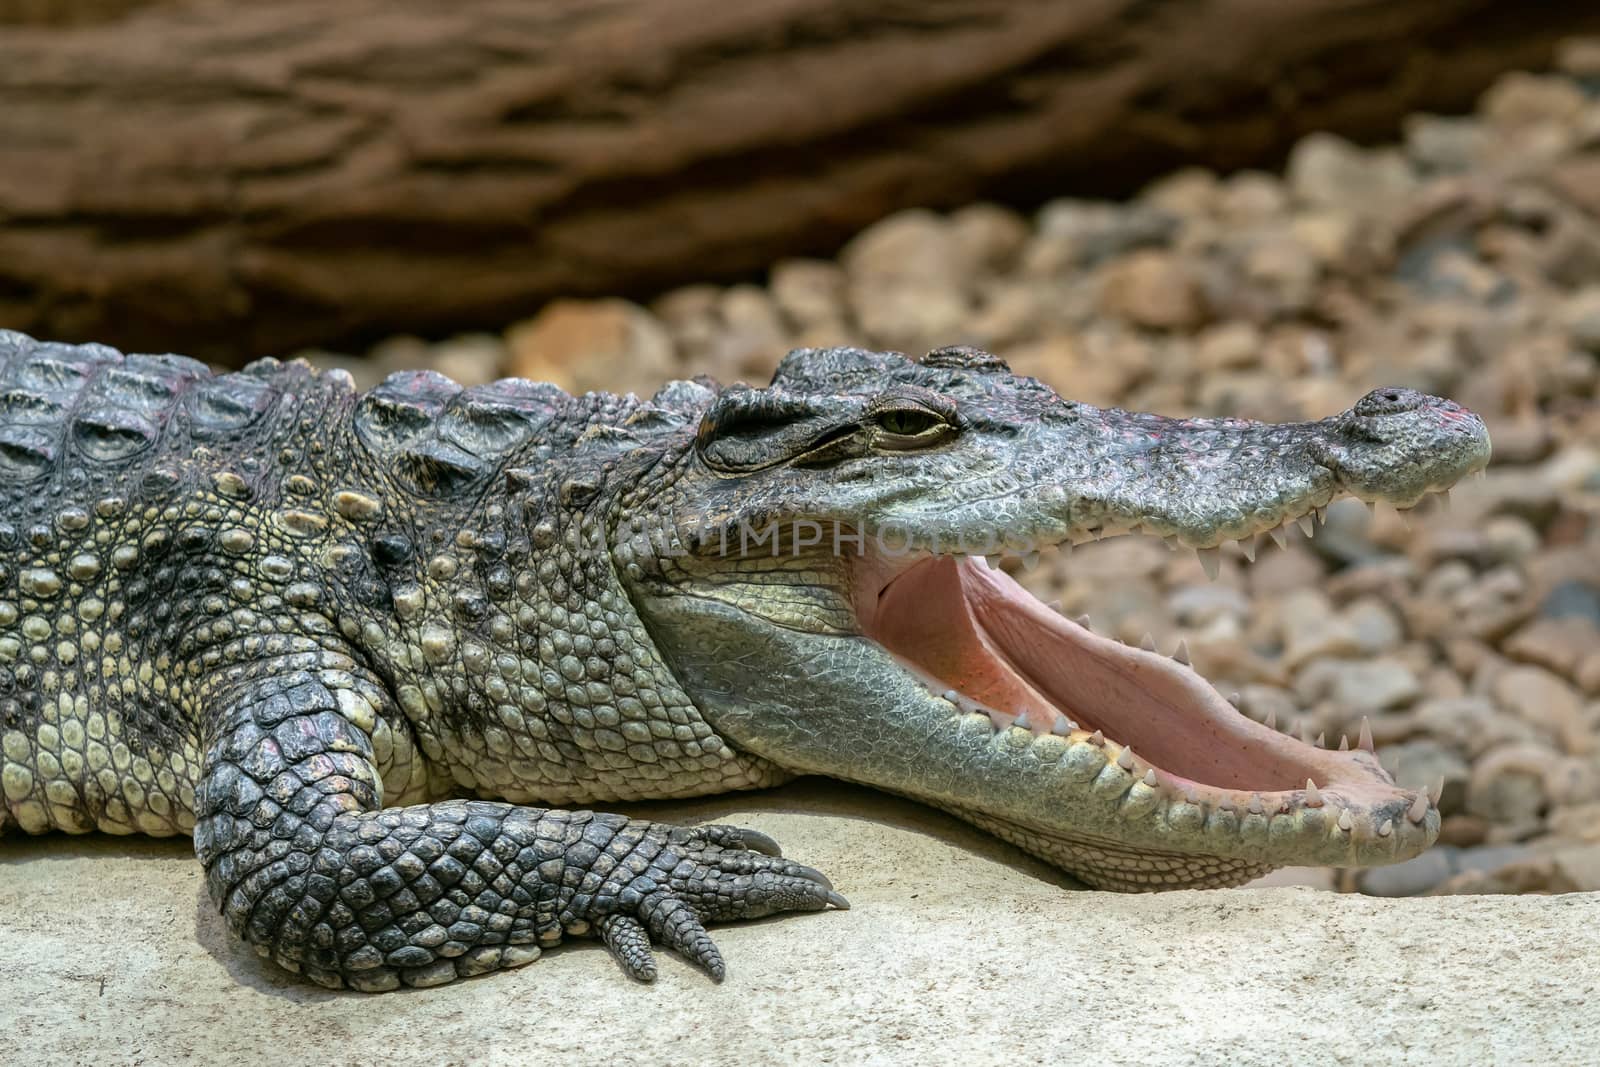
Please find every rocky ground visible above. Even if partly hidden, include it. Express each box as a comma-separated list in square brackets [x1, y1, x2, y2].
[302, 44, 1600, 897]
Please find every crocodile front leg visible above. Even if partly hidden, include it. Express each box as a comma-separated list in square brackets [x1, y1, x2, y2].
[192, 657, 843, 991]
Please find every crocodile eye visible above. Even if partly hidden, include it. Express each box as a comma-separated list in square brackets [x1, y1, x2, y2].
[869, 399, 954, 450]
[876, 408, 942, 436]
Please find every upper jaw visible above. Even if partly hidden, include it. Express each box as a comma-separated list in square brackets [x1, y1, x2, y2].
[854, 386, 1491, 573]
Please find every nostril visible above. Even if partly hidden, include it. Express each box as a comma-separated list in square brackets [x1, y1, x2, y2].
[1353, 387, 1424, 417]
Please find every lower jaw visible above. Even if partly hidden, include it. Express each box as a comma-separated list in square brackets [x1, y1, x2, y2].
[836, 698, 1439, 893]
[636, 565, 1438, 890]
[952, 807, 1275, 890]
[934, 716, 1440, 883]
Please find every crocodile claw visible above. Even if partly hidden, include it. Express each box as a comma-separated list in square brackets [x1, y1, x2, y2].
[594, 822, 845, 983]
[729, 827, 784, 857]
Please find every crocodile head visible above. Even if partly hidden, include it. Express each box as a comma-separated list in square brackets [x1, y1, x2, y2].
[622, 345, 1491, 889]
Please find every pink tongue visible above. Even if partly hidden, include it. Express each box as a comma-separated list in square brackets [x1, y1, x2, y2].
[873, 556, 1325, 793]
[957, 560, 1317, 791]
[872, 557, 1057, 716]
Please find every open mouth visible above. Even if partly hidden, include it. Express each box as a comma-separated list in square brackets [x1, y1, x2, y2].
[666, 375, 1490, 887]
[857, 544, 1431, 830]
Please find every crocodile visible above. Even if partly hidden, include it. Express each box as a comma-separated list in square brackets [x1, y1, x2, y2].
[0, 330, 1490, 990]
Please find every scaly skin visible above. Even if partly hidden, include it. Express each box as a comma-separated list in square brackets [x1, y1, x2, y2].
[0, 332, 1489, 988]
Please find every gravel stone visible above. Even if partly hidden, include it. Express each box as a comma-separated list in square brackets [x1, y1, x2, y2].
[1492, 665, 1591, 755]
[1097, 250, 1209, 330]
[1286, 133, 1416, 211]
[1466, 743, 1553, 827]
[1296, 657, 1422, 712]
[769, 259, 849, 329]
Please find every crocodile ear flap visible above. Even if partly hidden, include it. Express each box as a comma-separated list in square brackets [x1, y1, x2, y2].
[697, 387, 863, 472]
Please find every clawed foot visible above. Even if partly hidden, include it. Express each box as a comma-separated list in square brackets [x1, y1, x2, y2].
[590, 822, 847, 982]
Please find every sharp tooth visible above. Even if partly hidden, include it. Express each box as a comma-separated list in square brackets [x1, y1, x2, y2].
[1338, 735, 1349, 751]
[1181, 787, 1200, 806]
[1268, 527, 1287, 550]
[1407, 793, 1428, 823]
[1047, 599, 1062, 612]
[1364, 500, 1376, 517]
[1075, 614, 1092, 630]
[1228, 691, 1241, 708]
[1315, 732, 1325, 749]
[1395, 507, 1412, 532]
[1296, 515, 1314, 538]
[1304, 779, 1323, 807]
[942, 689, 959, 703]
[985, 555, 1002, 570]
[1247, 794, 1264, 815]
[1142, 769, 1158, 787]
[1338, 810, 1354, 831]
[1315, 507, 1327, 525]
[1116, 747, 1135, 770]
[1089, 730, 1105, 746]
[1437, 489, 1452, 513]
[1264, 709, 1278, 731]
[1064, 718, 1078, 731]
[1173, 639, 1190, 666]
[1430, 777, 1444, 805]
[1163, 536, 1179, 551]
[1051, 717, 1070, 736]
[1013, 712, 1032, 731]
[1377, 819, 1393, 837]
[1239, 537, 1256, 563]
[1140, 633, 1157, 652]
[1358, 717, 1374, 753]
[1196, 546, 1221, 581]
[1021, 551, 1040, 571]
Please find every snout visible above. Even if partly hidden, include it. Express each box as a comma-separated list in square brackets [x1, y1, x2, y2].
[1315, 387, 1491, 505]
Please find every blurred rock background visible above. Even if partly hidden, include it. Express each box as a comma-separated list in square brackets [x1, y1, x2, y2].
[6, 0, 1600, 359]
[4, 3, 1600, 896]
